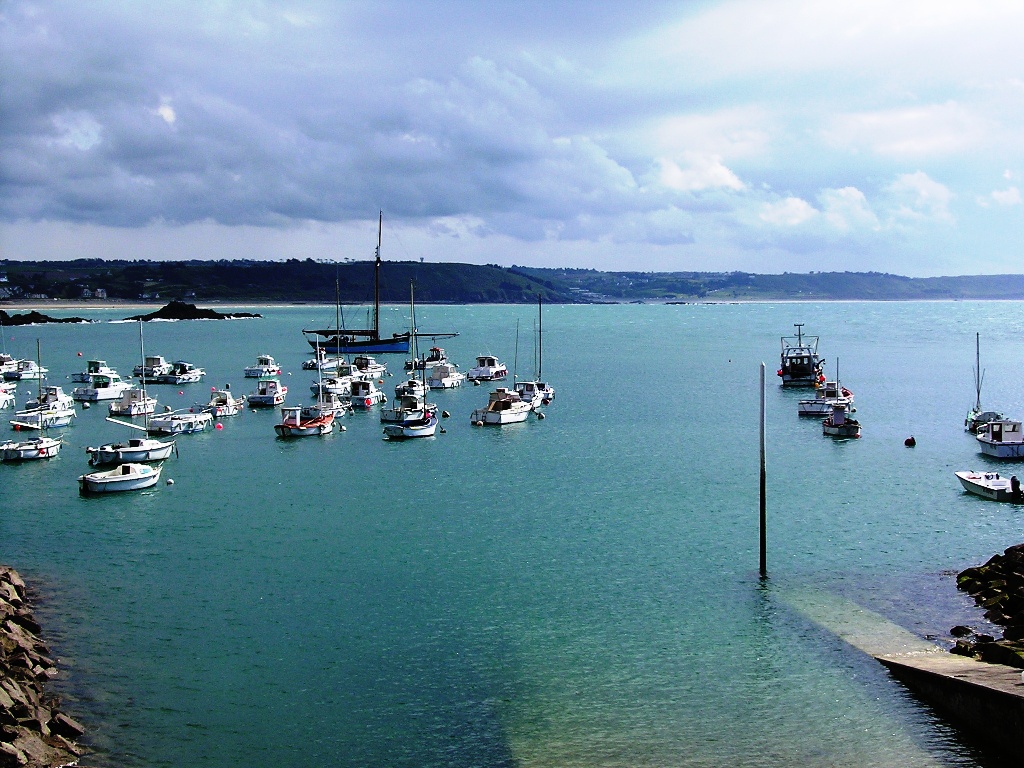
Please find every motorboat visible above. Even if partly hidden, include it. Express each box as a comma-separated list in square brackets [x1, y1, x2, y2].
[87, 436, 176, 465]
[248, 378, 287, 407]
[79, 462, 162, 494]
[778, 324, 823, 387]
[394, 378, 427, 399]
[467, 355, 508, 382]
[427, 363, 465, 389]
[274, 405, 334, 437]
[965, 333, 1004, 433]
[23, 385, 74, 412]
[405, 346, 448, 371]
[822, 401, 860, 438]
[306, 392, 351, 419]
[133, 355, 174, 381]
[310, 375, 354, 398]
[71, 359, 118, 384]
[108, 387, 158, 417]
[470, 387, 532, 425]
[798, 380, 854, 417]
[976, 419, 1024, 459]
[11, 402, 76, 431]
[0, 436, 61, 462]
[147, 409, 213, 435]
[0, 384, 14, 410]
[204, 389, 245, 417]
[955, 470, 1024, 502]
[352, 355, 387, 380]
[3, 359, 47, 382]
[302, 348, 341, 371]
[513, 380, 546, 410]
[350, 378, 386, 409]
[244, 354, 282, 378]
[156, 360, 205, 384]
[0, 353, 17, 378]
[383, 410, 438, 439]
[71, 372, 133, 402]
[380, 392, 432, 424]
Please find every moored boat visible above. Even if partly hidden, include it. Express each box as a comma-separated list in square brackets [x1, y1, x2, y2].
[79, 462, 162, 494]
[427, 363, 465, 389]
[248, 378, 287, 407]
[3, 359, 47, 382]
[383, 410, 438, 439]
[0, 384, 14, 410]
[470, 387, 532, 425]
[147, 409, 213, 435]
[71, 372, 133, 402]
[204, 389, 245, 417]
[798, 380, 853, 417]
[87, 435, 176, 465]
[108, 387, 158, 417]
[467, 355, 508, 382]
[965, 333, 1004, 433]
[133, 355, 174, 381]
[156, 360, 205, 384]
[975, 419, 1024, 459]
[274, 405, 334, 437]
[0, 436, 61, 461]
[405, 346, 448, 371]
[955, 470, 1023, 502]
[71, 359, 118, 384]
[822, 401, 860, 438]
[350, 378, 386, 409]
[778, 324, 823, 387]
[244, 354, 282, 378]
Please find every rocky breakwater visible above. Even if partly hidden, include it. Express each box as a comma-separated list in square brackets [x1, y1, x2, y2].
[0, 566, 85, 767]
[952, 543, 1024, 668]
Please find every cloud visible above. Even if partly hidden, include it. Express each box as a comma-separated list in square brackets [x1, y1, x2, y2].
[819, 187, 880, 232]
[886, 171, 954, 223]
[823, 102, 989, 158]
[759, 197, 817, 227]
[990, 187, 1022, 206]
[657, 153, 744, 192]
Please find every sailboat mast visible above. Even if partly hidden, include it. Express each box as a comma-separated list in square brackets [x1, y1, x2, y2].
[373, 210, 382, 343]
[975, 332, 982, 410]
[538, 294, 543, 380]
[139, 320, 151, 429]
[35, 339, 41, 403]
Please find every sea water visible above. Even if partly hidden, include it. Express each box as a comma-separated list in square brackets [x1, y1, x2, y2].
[2, 300, 1021, 767]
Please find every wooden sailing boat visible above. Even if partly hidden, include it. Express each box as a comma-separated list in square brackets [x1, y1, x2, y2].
[302, 211, 457, 354]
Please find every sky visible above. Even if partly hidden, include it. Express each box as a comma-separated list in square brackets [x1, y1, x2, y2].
[2, 0, 1023, 276]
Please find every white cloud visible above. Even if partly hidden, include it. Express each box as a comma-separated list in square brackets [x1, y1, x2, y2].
[155, 101, 176, 125]
[823, 102, 988, 158]
[819, 187, 880, 232]
[990, 187, 1021, 206]
[759, 197, 817, 226]
[886, 171, 954, 223]
[51, 111, 102, 151]
[657, 153, 744, 192]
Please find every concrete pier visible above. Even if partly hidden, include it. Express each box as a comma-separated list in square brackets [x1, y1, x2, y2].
[788, 588, 1024, 761]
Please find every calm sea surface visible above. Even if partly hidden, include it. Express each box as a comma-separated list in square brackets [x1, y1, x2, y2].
[2, 301, 1022, 767]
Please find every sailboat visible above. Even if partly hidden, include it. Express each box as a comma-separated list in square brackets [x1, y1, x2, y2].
[302, 211, 457, 354]
[86, 322, 176, 465]
[821, 358, 860, 438]
[10, 341, 76, 430]
[383, 282, 438, 439]
[965, 332, 1004, 433]
[514, 295, 555, 408]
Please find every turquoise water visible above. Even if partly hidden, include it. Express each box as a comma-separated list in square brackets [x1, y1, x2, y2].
[2, 301, 1021, 767]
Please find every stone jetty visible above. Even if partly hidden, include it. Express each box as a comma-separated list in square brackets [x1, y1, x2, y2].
[0, 565, 85, 767]
[952, 542, 1024, 667]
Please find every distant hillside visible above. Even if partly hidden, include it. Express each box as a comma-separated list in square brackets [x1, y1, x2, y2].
[2, 259, 1024, 303]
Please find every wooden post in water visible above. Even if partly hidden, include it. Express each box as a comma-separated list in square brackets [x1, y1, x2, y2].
[759, 362, 767, 577]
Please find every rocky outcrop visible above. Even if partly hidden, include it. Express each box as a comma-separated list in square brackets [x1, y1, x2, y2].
[952, 543, 1024, 668]
[124, 300, 260, 321]
[0, 566, 85, 767]
[0, 311, 89, 326]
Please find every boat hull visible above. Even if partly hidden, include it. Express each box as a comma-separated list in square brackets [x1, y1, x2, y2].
[79, 464, 161, 493]
[89, 439, 175, 465]
[308, 337, 409, 354]
[955, 471, 1021, 502]
[1, 438, 61, 461]
[383, 415, 438, 439]
[977, 440, 1024, 459]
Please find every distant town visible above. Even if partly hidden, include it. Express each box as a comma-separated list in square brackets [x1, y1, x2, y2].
[2, 259, 1024, 304]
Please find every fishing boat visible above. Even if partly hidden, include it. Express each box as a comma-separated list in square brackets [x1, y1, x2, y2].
[822, 401, 860, 438]
[975, 419, 1024, 459]
[108, 387, 158, 417]
[302, 212, 456, 355]
[310, 374, 354, 398]
[71, 359, 118, 384]
[248, 378, 287, 407]
[405, 346, 448, 371]
[427, 363, 465, 389]
[302, 348, 341, 372]
[353, 355, 387, 380]
[954, 470, 1023, 502]
[778, 324, 823, 387]
[467, 355, 508, 382]
[350, 378, 386, 409]
[0, 436, 61, 462]
[244, 355, 282, 378]
[155, 360, 205, 384]
[71, 372, 133, 402]
[274, 405, 334, 437]
[3, 359, 47, 382]
[22, 385, 74, 412]
[470, 387, 532, 425]
[147, 409, 213, 435]
[383, 410, 438, 440]
[306, 391, 352, 418]
[513, 380, 546, 410]
[133, 355, 174, 381]
[798, 380, 854, 417]
[965, 333, 1004, 433]
[79, 462, 162, 494]
[204, 389, 245, 417]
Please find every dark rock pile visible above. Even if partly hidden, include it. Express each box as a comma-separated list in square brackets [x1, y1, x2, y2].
[0, 566, 85, 767]
[951, 543, 1024, 668]
[124, 300, 261, 321]
[0, 311, 90, 326]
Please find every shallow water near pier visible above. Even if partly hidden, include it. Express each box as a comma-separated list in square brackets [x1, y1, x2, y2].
[3, 300, 1023, 767]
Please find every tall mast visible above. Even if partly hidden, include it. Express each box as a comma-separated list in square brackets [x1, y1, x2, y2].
[975, 332, 982, 411]
[35, 339, 41, 403]
[373, 210, 382, 342]
[537, 294, 543, 380]
[139, 320, 151, 430]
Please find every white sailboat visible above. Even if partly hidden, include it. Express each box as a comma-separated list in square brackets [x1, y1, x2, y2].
[965, 332, 1004, 433]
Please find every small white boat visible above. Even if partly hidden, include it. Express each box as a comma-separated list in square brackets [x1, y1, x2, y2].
[976, 419, 1024, 459]
[471, 387, 532, 425]
[514, 380, 545, 410]
[405, 346, 449, 371]
[383, 410, 438, 439]
[427, 363, 465, 389]
[822, 401, 860, 438]
[0, 353, 17, 378]
[274, 405, 334, 437]
[3, 359, 47, 382]
[380, 392, 433, 424]
[302, 348, 341, 371]
[204, 389, 245, 417]
[71, 372, 133, 402]
[248, 378, 287, 407]
[79, 462, 162, 494]
[11, 403, 76, 431]
[965, 334, 1004, 433]
[23, 385, 74, 412]
[244, 354, 282, 378]
[352, 355, 387, 380]
[155, 360, 205, 384]
[71, 359, 118, 384]
[0, 386, 14, 410]
[147, 409, 213, 435]
[133, 355, 174, 380]
[955, 470, 1023, 502]
[87, 436, 176, 465]
[467, 355, 508, 382]
[798, 381, 853, 417]
[0, 436, 61, 461]
[350, 379, 386, 409]
[108, 387, 158, 417]
[394, 378, 427, 399]
[310, 375, 353, 398]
